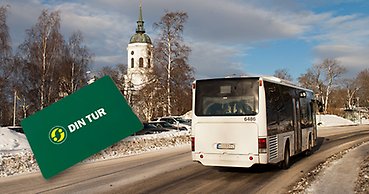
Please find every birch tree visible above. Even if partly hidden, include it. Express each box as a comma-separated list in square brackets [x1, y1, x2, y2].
[0, 6, 13, 125]
[321, 59, 346, 112]
[153, 11, 193, 116]
[59, 31, 91, 96]
[341, 78, 359, 110]
[299, 58, 345, 113]
[18, 9, 64, 110]
[17, 10, 92, 113]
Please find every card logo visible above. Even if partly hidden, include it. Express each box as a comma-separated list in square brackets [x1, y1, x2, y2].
[21, 76, 143, 179]
[49, 126, 67, 144]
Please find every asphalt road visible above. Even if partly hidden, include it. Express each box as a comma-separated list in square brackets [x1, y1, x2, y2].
[1, 125, 369, 194]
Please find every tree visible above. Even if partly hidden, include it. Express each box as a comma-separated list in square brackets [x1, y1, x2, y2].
[0, 6, 12, 70]
[18, 9, 64, 110]
[153, 11, 193, 116]
[340, 78, 359, 110]
[298, 58, 346, 113]
[134, 67, 165, 120]
[58, 31, 91, 96]
[273, 68, 293, 81]
[298, 64, 324, 101]
[0, 5, 13, 125]
[115, 64, 127, 91]
[356, 68, 369, 107]
[320, 59, 346, 112]
[16, 9, 92, 117]
[98, 64, 126, 91]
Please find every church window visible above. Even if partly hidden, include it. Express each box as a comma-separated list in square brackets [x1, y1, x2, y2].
[131, 51, 134, 55]
[139, 57, 144, 68]
[148, 59, 151, 68]
[131, 58, 134, 68]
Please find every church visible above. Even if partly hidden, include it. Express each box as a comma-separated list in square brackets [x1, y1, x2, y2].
[124, 3, 153, 102]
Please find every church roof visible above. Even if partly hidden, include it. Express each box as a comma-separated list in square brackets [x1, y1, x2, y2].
[129, 3, 152, 44]
[130, 33, 152, 44]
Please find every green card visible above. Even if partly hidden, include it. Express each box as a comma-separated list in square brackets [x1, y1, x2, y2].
[21, 76, 143, 179]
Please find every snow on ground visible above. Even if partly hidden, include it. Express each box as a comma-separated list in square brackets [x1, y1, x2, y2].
[0, 114, 368, 178]
[316, 114, 355, 127]
[0, 127, 190, 177]
[182, 111, 192, 119]
[127, 131, 189, 141]
[0, 127, 30, 152]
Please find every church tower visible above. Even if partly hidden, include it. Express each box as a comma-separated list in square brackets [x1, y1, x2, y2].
[125, 2, 153, 94]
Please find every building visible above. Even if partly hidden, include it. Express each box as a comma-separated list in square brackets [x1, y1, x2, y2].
[124, 3, 153, 101]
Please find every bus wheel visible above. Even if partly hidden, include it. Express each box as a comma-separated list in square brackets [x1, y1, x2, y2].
[281, 144, 290, 169]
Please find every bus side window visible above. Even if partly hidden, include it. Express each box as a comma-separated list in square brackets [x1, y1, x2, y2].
[300, 96, 313, 128]
[265, 82, 279, 126]
[279, 86, 294, 131]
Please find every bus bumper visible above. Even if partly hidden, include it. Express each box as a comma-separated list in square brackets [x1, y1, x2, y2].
[192, 152, 265, 168]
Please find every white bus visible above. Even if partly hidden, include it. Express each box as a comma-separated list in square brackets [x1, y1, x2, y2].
[191, 76, 317, 169]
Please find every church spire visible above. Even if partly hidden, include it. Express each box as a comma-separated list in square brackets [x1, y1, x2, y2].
[136, 0, 145, 33]
[129, 0, 152, 44]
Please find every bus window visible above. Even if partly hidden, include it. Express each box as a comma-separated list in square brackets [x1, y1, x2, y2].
[195, 78, 259, 116]
[300, 94, 313, 128]
[264, 82, 280, 131]
[264, 82, 294, 134]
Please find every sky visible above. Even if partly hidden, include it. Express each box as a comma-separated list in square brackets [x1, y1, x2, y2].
[2, 0, 369, 81]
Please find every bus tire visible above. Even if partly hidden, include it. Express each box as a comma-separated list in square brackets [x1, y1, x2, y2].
[281, 142, 290, 169]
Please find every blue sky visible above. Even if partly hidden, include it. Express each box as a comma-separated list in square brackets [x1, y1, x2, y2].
[3, 0, 369, 81]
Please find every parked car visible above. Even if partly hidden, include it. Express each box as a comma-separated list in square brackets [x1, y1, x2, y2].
[134, 123, 170, 135]
[8, 126, 24, 134]
[148, 121, 187, 131]
[154, 116, 191, 130]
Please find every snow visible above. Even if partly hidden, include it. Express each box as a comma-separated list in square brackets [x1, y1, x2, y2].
[305, 142, 369, 193]
[127, 130, 190, 141]
[0, 127, 190, 177]
[0, 114, 367, 177]
[0, 127, 30, 152]
[0, 115, 364, 154]
[316, 114, 369, 127]
[0, 115, 363, 153]
[182, 111, 192, 119]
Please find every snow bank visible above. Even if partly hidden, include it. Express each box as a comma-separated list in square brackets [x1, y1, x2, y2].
[86, 131, 190, 162]
[0, 152, 39, 177]
[0, 127, 30, 152]
[127, 131, 189, 141]
[316, 115, 355, 127]
[182, 111, 192, 119]
[0, 129, 190, 177]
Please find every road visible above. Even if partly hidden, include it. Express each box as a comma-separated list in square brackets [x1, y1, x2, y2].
[1, 125, 369, 194]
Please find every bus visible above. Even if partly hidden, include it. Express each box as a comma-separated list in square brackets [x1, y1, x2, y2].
[191, 76, 317, 169]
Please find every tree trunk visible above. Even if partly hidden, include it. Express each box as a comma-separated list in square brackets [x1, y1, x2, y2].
[166, 37, 172, 116]
[71, 62, 75, 94]
[41, 35, 47, 110]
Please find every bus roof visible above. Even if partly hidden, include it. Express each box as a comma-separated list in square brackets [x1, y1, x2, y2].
[195, 75, 314, 93]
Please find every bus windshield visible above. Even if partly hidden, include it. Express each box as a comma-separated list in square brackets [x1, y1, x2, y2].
[195, 78, 259, 116]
